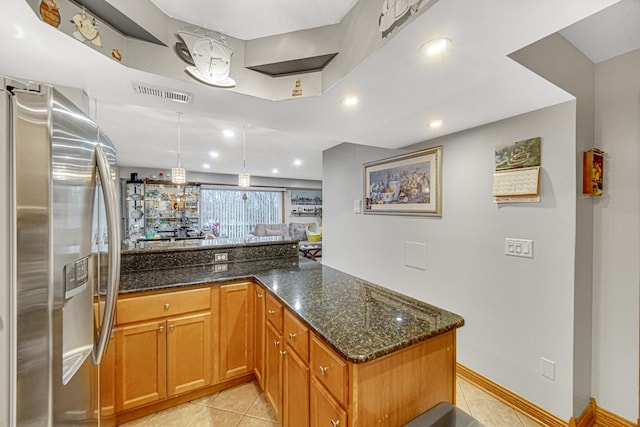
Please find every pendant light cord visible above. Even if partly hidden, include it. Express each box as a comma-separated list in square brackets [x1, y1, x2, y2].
[242, 123, 246, 171]
[177, 112, 182, 168]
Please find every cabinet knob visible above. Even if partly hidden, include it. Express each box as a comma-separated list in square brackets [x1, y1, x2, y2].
[267, 310, 276, 315]
[319, 365, 329, 375]
[279, 350, 287, 356]
[164, 303, 170, 310]
[288, 332, 297, 340]
[257, 293, 264, 298]
[159, 325, 164, 332]
[331, 420, 340, 427]
[273, 340, 280, 347]
[169, 325, 175, 330]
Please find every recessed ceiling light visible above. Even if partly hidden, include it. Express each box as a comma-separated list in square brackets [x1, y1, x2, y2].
[429, 120, 445, 128]
[272, 168, 279, 174]
[420, 38, 453, 56]
[208, 150, 219, 158]
[293, 159, 302, 166]
[222, 129, 234, 137]
[202, 163, 210, 169]
[341, 96, 359, 107]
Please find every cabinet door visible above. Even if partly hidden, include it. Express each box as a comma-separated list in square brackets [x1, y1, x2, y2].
[284, 346, 310, 427]
[219, 282, 254, 380]
[115, 321, 167, 412]
[310, 377, 347, 427]
[166, 312, 212, 396]
[254, 286, 266, 389]
[265, 321, 283, 423]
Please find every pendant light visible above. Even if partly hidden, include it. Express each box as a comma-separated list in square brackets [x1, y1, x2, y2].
[238, 123, 250, 188]
[172, 112, 187, 184]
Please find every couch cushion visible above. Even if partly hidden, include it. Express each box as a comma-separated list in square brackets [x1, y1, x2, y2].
[253, 223, 289, 238]
[289, 223, 308, 241]
[265, 229, 285, 237]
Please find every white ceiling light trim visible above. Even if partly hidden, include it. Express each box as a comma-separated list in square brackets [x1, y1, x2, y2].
[341, 95, 360, 106]
[420, 38, 453, 56]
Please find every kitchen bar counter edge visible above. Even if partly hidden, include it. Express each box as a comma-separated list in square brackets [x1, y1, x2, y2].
[119, 258, 464, 364]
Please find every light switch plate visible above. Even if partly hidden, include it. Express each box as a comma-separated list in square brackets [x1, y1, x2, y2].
[505, 238, 533, 258]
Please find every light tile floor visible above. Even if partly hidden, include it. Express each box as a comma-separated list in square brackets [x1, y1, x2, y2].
[120, 377, 547, 427]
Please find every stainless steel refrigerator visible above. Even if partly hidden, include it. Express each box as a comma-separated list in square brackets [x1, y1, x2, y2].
[0, 76, 121, 426]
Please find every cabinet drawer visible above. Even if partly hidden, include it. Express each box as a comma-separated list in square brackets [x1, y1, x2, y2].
[117, 287, 211, 324]
[284, 310, 309, 363]
[310, 335, 348, 406]
[265, 293, 284, 334]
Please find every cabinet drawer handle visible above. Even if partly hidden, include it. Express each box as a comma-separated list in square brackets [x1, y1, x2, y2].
[279, 350, 287, 356]
[273, 340, 280, 347]
[331, 420, 340, 427]
[288, 332, 297, 339]
[164, 303, 170, 310]
[319, 365, 329, 375]
[267, 310, 276, 315]
[159, 325, 164, 332]
[169, 324, 175, 330]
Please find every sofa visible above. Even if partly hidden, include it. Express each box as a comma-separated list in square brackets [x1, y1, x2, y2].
[251, 222, 321, 245]
[251, 223, 290, 238]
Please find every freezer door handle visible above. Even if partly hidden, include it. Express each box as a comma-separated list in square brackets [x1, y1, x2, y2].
[93, 144, 121, 365]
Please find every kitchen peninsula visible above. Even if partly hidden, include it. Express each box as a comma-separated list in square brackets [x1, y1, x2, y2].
[114, 237, 464, 426]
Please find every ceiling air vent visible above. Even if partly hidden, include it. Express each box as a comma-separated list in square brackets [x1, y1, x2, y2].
[132, 82, 193, 104]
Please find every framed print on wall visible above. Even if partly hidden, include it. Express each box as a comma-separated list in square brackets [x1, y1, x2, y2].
[364, 146, 442, 216]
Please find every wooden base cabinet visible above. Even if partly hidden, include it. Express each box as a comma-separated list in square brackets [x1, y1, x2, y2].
[311, 376, 347, 427]
[114, 287, 213, 413]
[264, 292, 285, 423]
[284, 343, 310, 427]
[166, 312, 212, 396]
[348, 331, 455, 426]
[253, 286, 266, 389]
[115, 320, 167, 411]
[265, 319, 283, 423]
[219, 282, 254, 380]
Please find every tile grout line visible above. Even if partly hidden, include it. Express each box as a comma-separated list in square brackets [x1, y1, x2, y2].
[459, 378, 527, 427]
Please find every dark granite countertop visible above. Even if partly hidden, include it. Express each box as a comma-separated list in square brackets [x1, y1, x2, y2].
[119, 258, 464, 363]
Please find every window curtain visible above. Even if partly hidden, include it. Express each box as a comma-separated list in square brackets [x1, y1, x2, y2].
[200, 188, 283, 238]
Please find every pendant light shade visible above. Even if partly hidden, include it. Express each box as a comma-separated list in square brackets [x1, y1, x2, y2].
[238, 172, 250, 188]
[238, 124, 250, 188]
[171, 166, 186, 184]
[172, 112, 187, 184]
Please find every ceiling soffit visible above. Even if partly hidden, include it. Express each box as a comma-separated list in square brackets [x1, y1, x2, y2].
[25, 0, 440, 102]
[72, 0, 165, 45]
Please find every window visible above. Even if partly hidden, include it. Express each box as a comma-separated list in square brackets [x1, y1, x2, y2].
[200, 188, 283, 238]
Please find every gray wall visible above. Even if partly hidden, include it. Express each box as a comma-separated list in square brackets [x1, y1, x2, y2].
[323, 101, 578, 418]
[592, 48, 640, 421]
[511, 32, 596, 419]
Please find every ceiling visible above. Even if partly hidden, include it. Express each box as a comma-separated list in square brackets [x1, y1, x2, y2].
[150, 0, 360, 40]
[1, 0, 638, 183]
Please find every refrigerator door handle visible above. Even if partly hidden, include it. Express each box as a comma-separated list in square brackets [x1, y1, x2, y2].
[93, 144, 121, 365]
